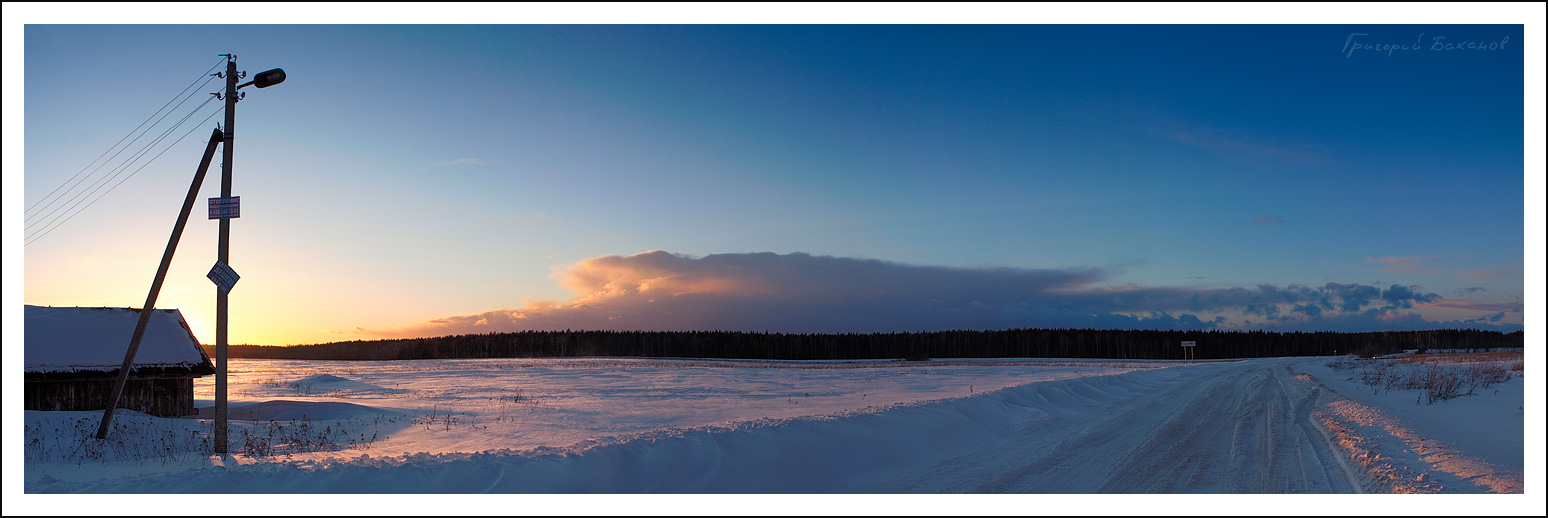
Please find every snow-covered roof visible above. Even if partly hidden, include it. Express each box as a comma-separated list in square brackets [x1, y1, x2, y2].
[24, 305, 213, 374]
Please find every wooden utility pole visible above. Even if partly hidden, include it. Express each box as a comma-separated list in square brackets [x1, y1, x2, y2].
[97, 54, 282, 450]
[214, 54, 237, 454]
[96, 128, 223, 440]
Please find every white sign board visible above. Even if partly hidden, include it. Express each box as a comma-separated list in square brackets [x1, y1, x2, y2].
[207, 260, 240, 294]
[1181, 341, 1196, 347]
[209, 196, 240, 219]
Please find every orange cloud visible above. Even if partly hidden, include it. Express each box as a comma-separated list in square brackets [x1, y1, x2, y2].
[365, 251, 1110, 338]
[557, 250, 766, 305]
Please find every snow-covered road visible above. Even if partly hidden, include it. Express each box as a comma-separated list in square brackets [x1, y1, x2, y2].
[947, 359, 1356, 493]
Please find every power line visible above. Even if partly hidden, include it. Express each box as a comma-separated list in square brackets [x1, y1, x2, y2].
[25, 102, 224, 246]
[25, 75, 222, 228]
[25, 58, 225, 220]
[24, 58, 224, 216]
[25, 91, 221, 235]
[25, 102, 226, 246]
[25, 95, 221, 242]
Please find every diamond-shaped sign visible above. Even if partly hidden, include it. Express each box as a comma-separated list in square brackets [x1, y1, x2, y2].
[207, 260, 240, 294]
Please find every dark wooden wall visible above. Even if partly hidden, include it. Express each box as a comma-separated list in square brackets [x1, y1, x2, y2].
[24, 376, 196, 417]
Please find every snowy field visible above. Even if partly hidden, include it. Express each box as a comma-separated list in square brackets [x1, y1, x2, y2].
[11, 355, 1542, 515]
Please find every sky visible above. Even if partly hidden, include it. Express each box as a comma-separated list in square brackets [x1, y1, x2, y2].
[7, 4, 1544, 346]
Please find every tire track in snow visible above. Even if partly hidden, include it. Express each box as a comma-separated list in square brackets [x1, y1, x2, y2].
[1097, 368, 1244, 492]
[964, 360, 1357, 493]
[1272, 363, 1356, 493]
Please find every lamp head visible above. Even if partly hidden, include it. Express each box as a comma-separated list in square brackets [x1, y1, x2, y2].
[252, 68, 286, 88]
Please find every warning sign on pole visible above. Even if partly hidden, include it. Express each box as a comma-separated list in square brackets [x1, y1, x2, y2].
[208, 196, 240, 219]
[207, 260, 240, 294]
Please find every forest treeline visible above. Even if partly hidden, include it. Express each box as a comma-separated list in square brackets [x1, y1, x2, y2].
[217, 328, 1524, 361]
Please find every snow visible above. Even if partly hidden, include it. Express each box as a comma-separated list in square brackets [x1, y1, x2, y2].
[23, 305, 209, 372]
[8, 356, 1542, 515]
[1290, 359, 1525, 477]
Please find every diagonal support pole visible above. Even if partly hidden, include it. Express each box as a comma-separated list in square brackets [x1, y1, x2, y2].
[96, 127, 224, 439]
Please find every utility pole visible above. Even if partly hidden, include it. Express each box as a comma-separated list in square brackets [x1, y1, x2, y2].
[208, 54, 283, 454]
[95, 54, 282, 449]
[214, 53, 237, 455]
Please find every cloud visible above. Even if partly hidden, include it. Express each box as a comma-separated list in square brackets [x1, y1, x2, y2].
[363, 251, 1518, 339]
[1417, 298, 1523, 314]
[1254, 215, 1285, 225]
[1367, 256, 1441, 275]
[1166, 128, 1333, 167]
[1381, 284, 1438, 308]
[1292, 304, 1322, 317]
[1322, 282, 1381, 312]
[1451, 266, 1518, 280]
[381, 251, 1110, 336]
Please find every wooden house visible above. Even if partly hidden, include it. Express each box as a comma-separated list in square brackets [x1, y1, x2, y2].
[24, 305, 216, 417]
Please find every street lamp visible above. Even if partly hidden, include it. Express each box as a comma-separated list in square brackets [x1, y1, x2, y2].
[241, 68, 286, 89]
[212, 55, 284, 455]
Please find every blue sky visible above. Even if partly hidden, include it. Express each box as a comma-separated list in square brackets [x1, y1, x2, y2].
[9, 5, 1542, 345]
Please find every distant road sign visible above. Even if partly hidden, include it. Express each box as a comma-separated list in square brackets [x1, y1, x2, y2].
[209, 196, 240, 219]
[207, 260, 240, 294]
[1181, 341, 1197, 347]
